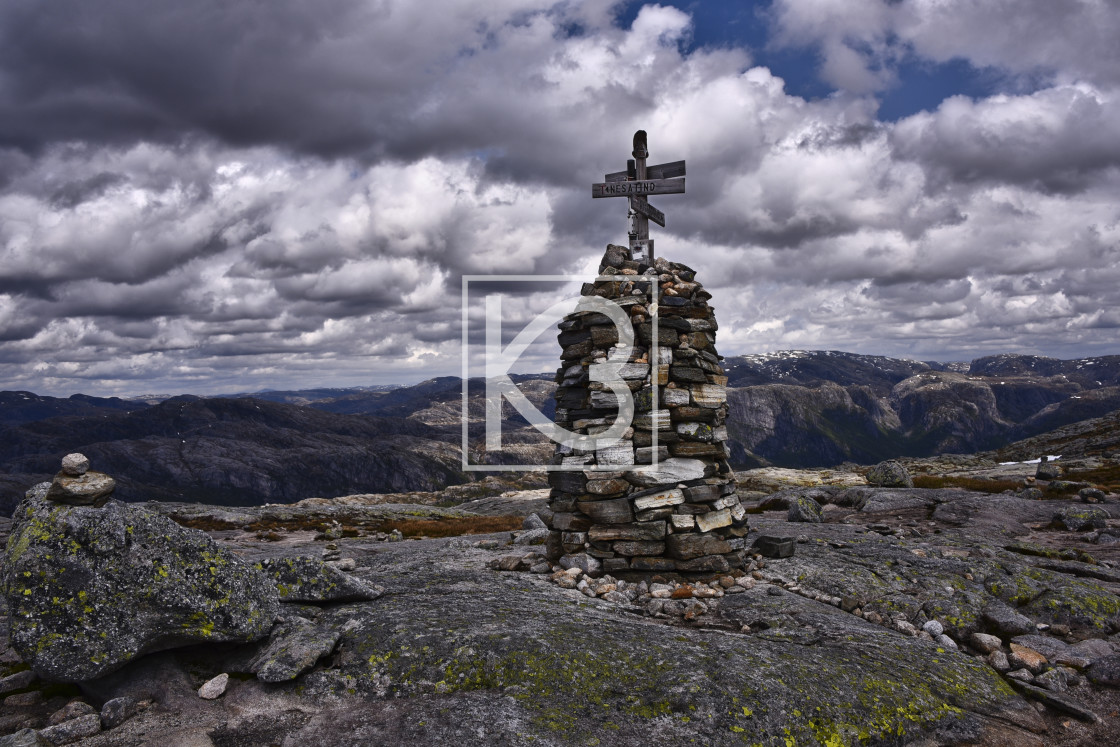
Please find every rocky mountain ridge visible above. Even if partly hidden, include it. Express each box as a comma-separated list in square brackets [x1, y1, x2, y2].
[3, 353, 1119, 511]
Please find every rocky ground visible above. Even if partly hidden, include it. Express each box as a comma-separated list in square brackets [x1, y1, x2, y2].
[1, 456, 1119, 746]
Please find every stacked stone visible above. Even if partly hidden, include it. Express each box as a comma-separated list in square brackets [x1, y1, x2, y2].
[45, 452, 116, 506]
[545, 244, 747, 575]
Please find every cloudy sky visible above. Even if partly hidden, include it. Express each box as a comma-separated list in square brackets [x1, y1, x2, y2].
[2, 0, 1118, 397]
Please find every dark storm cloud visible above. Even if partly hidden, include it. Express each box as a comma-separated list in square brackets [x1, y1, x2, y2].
[0, 0, 409, 155]
[0, 0, 666, 178]
[1, 1, 1119, 396]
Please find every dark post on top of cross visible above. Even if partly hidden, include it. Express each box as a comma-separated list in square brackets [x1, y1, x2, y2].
[590, 130, 685, 266]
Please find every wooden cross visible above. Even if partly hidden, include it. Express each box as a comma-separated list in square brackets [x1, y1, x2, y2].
[591, 130, 686, 265]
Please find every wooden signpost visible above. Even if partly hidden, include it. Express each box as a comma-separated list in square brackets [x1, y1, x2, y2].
[591, 131, 685, 264]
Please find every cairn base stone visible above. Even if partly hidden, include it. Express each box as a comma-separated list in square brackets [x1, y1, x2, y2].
[45, 471, 116, 506]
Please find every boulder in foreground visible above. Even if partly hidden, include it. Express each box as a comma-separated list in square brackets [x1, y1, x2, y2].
[3, 483, 279, 681]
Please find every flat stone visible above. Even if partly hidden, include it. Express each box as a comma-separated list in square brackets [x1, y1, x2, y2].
[669, 514, 696, 530]
[617, 362, 650, 380]
[38, 714, 102, 745]
[690, 383, 726, 408]
[577, 497, 633, 525]
[671, 406, 716, 422]
[585, 478, 630, 496]
[589, 390, 624, 409]
[601, 558, 631, 573]
[1009, 634, 1070, 662]
[596, 444, 635, 467]
[666, 533, 731, 560]
[45, 471, 116, 506]
[668, 365, 707, 383]
[660, 388, 690, 407]
[1035, 668, 1075, 693]
[634, 507, 674, 524]
[632, 410, 672, 431]
[612, 541, 666, 556]
[711, 495, 739, 511]
[669, 442, 726, 458]
[1009, 644, 1048, 674]
[681, 484, 718, 503]
[1007, 679, 1100, 723]
[695, 508, 732, 532]
[625, 458, 707, 487]
[632, 488, 684, 512]
[635, 446, 669, 463]
[198, 673, 229, 699]
[588, 522, 666, 542]
[589, 326, 619, 347]
[548, 471, 587, 494]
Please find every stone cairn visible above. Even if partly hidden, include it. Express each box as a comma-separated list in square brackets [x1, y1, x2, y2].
[544, 244, 747, 575]
[46, 452, 116, 505]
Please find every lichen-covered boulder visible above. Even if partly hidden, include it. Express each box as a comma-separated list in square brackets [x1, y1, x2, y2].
[787, 495, 823, 523]
[2, 484, 279, 681]
[263, 555, 382, 604]
[1053, 505, 1109, 532]
[865, 460, 914, 488]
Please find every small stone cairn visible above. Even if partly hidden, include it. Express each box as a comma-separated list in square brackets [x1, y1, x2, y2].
[45, 452, 116, 506]
[545, 244, 747, 575]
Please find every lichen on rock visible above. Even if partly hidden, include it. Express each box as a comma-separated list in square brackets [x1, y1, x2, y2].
[2, 483, 279, 681]
[262, 554, 383, 604]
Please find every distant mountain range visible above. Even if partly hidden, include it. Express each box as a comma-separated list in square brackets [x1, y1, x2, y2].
[721, 351, 1120, 467]
[3, 352, 1119, 512]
